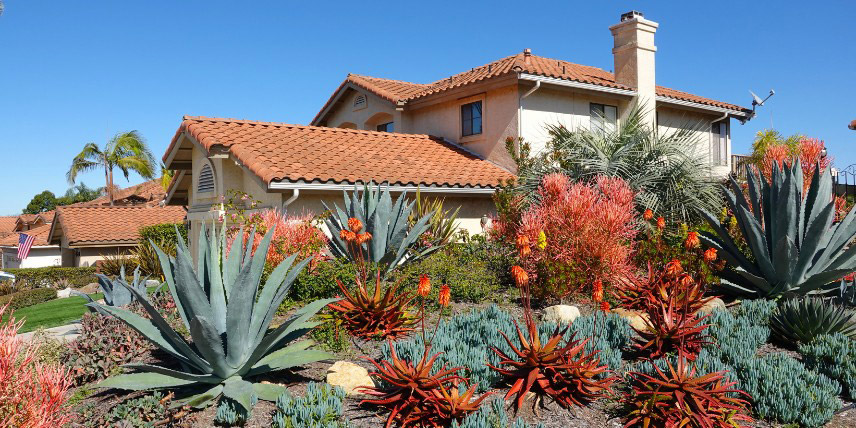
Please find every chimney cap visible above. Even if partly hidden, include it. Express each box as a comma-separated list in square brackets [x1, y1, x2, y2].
[620, 10, 644, 21]
[523, 48, 532, 56]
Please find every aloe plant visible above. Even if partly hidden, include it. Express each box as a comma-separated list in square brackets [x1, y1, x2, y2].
[700, 161, 856, 298]
[91, 224, 336, 416]
[770, 297, 856, 344]
[72, 266, 148, 308]
[323, 183, 437, 276]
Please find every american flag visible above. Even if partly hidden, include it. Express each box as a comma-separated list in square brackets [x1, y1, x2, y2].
[17, 233, 35, 260]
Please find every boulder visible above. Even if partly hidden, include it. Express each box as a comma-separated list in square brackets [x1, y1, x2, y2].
[542, 305, 581, 325]
[145, 279, 162, 288]
[78, 283, 100, 294]
[698, 297, 726, 315]
[57, 287, 74, 299]
[611, 308, 650, 331]
[326, 361, 374, 396]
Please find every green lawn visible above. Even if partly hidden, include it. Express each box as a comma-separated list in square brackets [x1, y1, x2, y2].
[4, 286, 158, 333]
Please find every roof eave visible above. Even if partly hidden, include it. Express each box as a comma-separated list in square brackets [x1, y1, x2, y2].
[267, 180, 500, 195]
[655, 95, 752, 118]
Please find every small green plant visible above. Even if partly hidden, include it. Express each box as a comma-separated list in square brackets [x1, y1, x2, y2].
[800, 333, 856, 400]
[106, 391, 176, 427]
[4, 266, 96, 288]
[311, 318, 350, 353]
[452, 397, 543, 428]
[272, 382, 351, 428]
[770, 297, 856, 345]
[93, 223, 336, 418]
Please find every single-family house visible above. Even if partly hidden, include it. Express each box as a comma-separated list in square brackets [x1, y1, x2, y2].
[0, 222, 60, 269]
[162, 11, 751, 246]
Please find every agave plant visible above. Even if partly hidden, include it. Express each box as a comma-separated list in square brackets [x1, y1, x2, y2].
[92, 224, 336, 416]
[770, 297, 856, 345]
[361, 343, 466, 428]
[323, 183, 437, 276]
[73, 266, 148, 308]
[701, 161, 856, 298]
[625, 353, 753, 428]
[488, 324, 615, 410]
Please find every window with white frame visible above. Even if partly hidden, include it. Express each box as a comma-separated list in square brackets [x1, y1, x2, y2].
[710, 122, 728, 166]
[590, 103, 618, 134]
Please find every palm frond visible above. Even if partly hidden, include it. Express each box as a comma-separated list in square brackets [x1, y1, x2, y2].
[67, 142, 104, 184]
[518, 105, 720, 225]
[108, 131, 156, 179]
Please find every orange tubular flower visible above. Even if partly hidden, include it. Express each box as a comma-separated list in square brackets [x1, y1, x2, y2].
[510, 265, 529, 288]
[703, 248, 718, 263]
[643, 209, 654, 221]
[516, 234, 531, 258]
[417, 274, 431, 297]
[599, 301, 611, 312]
[347, 217, 363, 233]
[685, 231, 700, 249]
[665, 259, 683, 276]
[592, 279, 604, 303]
[438, 285, 451, 306]
[339, 229, 356, 242]
[356, 232, 373, 245]
[656, 217, 666, 231]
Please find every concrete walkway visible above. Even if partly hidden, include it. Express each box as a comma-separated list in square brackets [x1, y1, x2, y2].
[18, 321, 81, 343]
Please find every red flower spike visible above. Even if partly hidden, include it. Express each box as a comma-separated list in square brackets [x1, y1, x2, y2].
[326, 271, 417, 340]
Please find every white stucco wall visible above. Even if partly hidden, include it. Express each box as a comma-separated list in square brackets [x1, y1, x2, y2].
[1, 246, 62, 269]
[657, 106, 731, 178]
[75, 246, 133, 268]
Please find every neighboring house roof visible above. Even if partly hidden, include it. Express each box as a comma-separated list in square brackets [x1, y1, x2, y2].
[14, 212, 52, 231]
[49, 205, 186, 247]
[78, 179, 166, 206]
[849, 119, 856, 130]
[0, 223, 52, 247]
[315, 51, 750, 123]
[164, 116, 514, 189]
[0, 216, 18, 240]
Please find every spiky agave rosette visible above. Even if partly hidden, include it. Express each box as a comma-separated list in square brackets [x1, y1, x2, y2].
[91, 223, 336, 415]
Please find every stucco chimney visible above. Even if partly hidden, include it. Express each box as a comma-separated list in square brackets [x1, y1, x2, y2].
[610, 11, 658, 127]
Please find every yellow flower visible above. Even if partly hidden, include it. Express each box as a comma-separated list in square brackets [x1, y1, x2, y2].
[537, 230, 547, 250]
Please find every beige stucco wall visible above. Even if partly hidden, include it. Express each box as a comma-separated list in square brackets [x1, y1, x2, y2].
[324, 89, 398, 131]
[75, 246, 133, 268]
[656, 106, 731, 177]
[520, 87, 633, 155]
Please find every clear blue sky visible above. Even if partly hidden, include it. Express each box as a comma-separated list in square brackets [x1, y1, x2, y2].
[1, 1, 853, 215]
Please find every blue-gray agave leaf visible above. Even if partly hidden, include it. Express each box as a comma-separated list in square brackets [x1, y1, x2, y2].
[701, 161, 856, 298]
[93, 222, 334, 414]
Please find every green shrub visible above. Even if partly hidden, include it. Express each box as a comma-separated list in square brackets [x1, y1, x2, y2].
[310, 318, 350, 353]
[272, 382, 351, 428]
[287, 259, 357, 303]
[394, 242, 507, 304]
[453, 397, 543, 428]
[0, 287, 57, 310]
[138, 223, 187, 247]
[105, 392, 174, 427]
[734, 353, 841, 427]
[5, 266, 96, 288]
[800, 333, 856, 400]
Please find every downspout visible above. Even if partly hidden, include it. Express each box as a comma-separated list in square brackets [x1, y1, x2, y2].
[517, 80, 541, 157]
[282, 189, 299, 211]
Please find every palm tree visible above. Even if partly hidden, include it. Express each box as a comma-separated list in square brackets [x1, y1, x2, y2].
[67, 131, 156, 205]
[518, 106, 721, 226]
[159, 163, 174, 191]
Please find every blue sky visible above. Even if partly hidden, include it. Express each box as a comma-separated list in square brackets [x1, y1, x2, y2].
[0, 1, 853, 214]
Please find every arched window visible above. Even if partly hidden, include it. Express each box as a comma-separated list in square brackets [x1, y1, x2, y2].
[338, 122, 358, 129]
[197, 164, 215, 193]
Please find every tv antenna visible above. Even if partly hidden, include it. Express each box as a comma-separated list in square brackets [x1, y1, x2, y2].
[750, 89, 775, 112]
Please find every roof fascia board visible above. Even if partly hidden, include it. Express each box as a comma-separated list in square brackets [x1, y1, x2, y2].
[518, 73, 637, 96]
[164, 170, 187, 206]
[655, 95, 751, 118]
[164, 133, 188, 169]
[68, 242, 137, 248]
[403, 74, 518, 109]
[268, 181, 496, 195]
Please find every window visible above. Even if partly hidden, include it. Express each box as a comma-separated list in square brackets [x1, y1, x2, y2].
[710, 122, 728, 166]
[461, 101, 483, 137]
[197, 164, 215, 193]
[590, 103, 618, 134]
[376, 122, 394, 132]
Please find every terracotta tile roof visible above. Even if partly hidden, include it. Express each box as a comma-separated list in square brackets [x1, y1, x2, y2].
[0, 223, 52, 247]
[849, 119, 856, 130]
[78, 179, 166, 206]
[51, 205, 186, 246]
[0, 216, 18, 240]
[166, 116, 513, 188]
[323, 51, 749, 115]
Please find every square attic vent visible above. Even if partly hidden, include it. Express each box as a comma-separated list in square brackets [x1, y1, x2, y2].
[353, 94, 367, 111]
